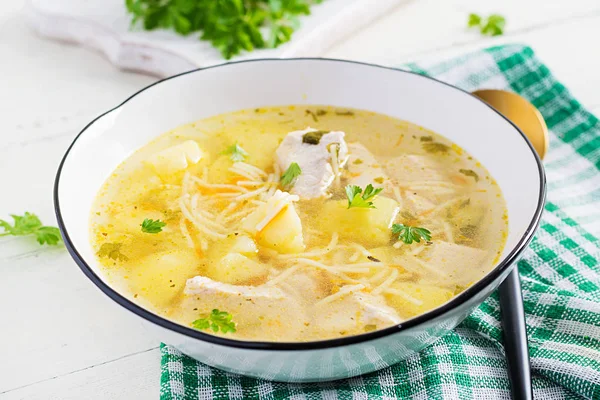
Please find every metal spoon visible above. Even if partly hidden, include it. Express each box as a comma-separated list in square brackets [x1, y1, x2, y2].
[472, 89, 549, 400]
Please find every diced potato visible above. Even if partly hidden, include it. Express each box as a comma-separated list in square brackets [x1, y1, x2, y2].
[229, 235, 258, 255]
[208, 234, 258, 258]
[257, 206, 305, 253]
[146, 140, 204, 177]
[384, 282, 453, 318]
[206, 253, 268, 284]
[242, 191, 305, 254]
[318, 196, 399, 246]
[129, 250, 201, 308]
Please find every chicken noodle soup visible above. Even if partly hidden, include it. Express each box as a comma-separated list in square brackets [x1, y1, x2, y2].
[90, 106, 508, 341]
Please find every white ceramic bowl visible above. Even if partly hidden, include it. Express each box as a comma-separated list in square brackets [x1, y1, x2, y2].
[54, 59, 545, 382]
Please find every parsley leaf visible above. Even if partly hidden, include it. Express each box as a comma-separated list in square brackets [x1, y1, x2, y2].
[125, 0, 324, 60]
[220, 143, 248, 162]
[192, 309, 237, 334]
[141, 218, 166, 233]
[345, 184, 383, 209]
[392, 224, 432, 245]
[468, 13, 506, 36]
[97, 242, 128, 262]
[280, 162, 302, 188]
[467, 13, 482, 27]
[0, 212, 61, 246]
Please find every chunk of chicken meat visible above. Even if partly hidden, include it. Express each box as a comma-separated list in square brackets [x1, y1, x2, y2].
[346, 142, 389, 189]
[313, 285, 401, 337]
[182, 276, 307, 340]
[384, 154, 456, 203]
[421, 241, 489, 286]
[275, 128, 348, 199]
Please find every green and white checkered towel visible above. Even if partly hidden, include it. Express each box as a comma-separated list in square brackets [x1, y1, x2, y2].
[160, 45, 600, 399]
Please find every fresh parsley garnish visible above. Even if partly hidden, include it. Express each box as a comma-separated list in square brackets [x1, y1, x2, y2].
[97, 242, 128, 261]
[392, 224, 432, 245]
[192, 309, 236, 333]
[280, 162, 302, 188]
[0, 212, 61, 246]
[345, 184, 383, 209]
[459, 169, 479, 182]
[468, 13, 506, 36]
[125, 0, 324, 60]
[141, 218, 166, 233]
[220, 143, 248, 162]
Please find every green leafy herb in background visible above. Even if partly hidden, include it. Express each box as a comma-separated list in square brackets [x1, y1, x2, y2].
[221, 143, 248, 162]
[141, 218, 166, 233]
[345, 184, 383, 209]
[0, 212, 61, 246]
[468, 13, 506, 36]
[192, 309, 237, 333]
[280, 162, 302, 188]
[392, 224, 432, 245]
[125, 0, 324, 59]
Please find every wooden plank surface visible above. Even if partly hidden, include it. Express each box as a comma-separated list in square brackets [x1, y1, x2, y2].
[1, 0, 598, 398]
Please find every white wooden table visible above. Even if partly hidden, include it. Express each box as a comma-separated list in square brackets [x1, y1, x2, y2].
[1, 0, 599, 398]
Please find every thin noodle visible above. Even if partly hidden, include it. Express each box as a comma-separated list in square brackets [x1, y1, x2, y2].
[267, 265, 301, 286]
[372, 268, 399, 295]
[316, 284, 365, 306]
[179, 219, 195, 249]
[383, 288, 424, 306]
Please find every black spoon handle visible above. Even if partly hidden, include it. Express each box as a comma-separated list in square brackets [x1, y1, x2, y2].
[499, 269, 533, 400]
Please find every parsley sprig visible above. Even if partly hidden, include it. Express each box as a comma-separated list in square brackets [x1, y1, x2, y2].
[0, 212, 61, 246]
[345, 184, 383, 209]
[468, 13, 506, 36]
[192, 309, 237, 333]
[220, 143, 248, 162]
[141, 218, 166, 234]
[392, 224, 432, 245]
[280, 162, 302, 189]
[125, 0, 324, 59]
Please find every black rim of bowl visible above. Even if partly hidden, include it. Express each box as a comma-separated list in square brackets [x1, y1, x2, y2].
[54, 58, 546, 351]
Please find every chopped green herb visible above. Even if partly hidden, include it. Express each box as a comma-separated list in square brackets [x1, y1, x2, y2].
[423, 142, 451, 154]
[192, 309, 236, 333]
[345, 184, 383, 209]
[420, 136, 433, 142]
[97, 242, 128, 261]
[141, 218, 166, 233]
[220, 142, 248, 162]
[352, 158, 363, 165]
[0, 212, 61, 246]
[468, 13, 506, 36]
[392, 224, 432, 245]
[302, 130, 329, 145]
[364, 324, 377, 332]
[125, 0, 324, 60]
[374, 177, 385, 184]
[335, 110, 354, 116]
[280, 162, 302, 188]
[305, 109, 318, 122]
[459, 169, 479, 182]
